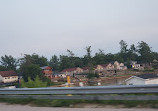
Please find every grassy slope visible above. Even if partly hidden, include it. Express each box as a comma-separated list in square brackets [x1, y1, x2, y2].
[0, 98, 158, 108]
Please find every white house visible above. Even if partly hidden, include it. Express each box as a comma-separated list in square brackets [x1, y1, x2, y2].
[0, 71, 18, 83]
[130, 61, 144, 70]
[125, 74, 158, 85]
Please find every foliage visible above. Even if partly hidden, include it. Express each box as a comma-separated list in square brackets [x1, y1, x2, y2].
[20, 54, 48, 67]
[0, 55, 18, 70]
[93, 49, 107, 65]
[20, 64, 42, 82]
[0, 65, 7, 71]
[21, 76, 47, 88]
[42, 76, 53, 86]
[58, 50, 84, 71]
[49, 55, 59, 71]
[119, 40, 128, 62]
[137, 41, 153, 63]
[1, 40, 158, 72]
[87, 73, 99, 79]
[0, 98, 158, 108]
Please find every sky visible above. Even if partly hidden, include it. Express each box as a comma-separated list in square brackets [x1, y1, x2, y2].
[0, 0, 158, 59]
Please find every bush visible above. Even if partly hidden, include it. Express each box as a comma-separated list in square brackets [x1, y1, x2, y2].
[87, 73, 99, 79]
[21, 76, 47, 88]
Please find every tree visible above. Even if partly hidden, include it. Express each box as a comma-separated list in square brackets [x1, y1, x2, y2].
[66, 49, 75, 67]
[93, 49, 107, 65]
[0, 55, 18, 70]
[31, 54, 48, 66]
[128, 44, 138, 61]
[67, 49, 75, 57]
[59, 50, 84, 71]
[119, 40, 128, 54]
[0, 65, 7, 71]
[152, 52, 158, 61]
[119, 40, 128, 62]
[137, 41, 153, 63]
[106, 53, 115, 62]
[85, 46, 92, 61]
[20, 64, 42, 81]
[113, 53, 124, 63]
[59, 55, 75, 71]
[49, 55, 59, 71]
[85, 46, 93, 67]
[73, 57, 83, 67]
[20, 54, 48, 67]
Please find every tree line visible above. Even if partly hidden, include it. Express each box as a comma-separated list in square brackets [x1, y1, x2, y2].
[0, 40, 158, 81]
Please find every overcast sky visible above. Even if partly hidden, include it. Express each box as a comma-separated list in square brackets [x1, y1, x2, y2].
[0, 0, 158, 59]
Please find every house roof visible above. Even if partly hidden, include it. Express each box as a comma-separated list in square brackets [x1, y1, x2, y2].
[61, 67, 80, 72]
[40, 66, 52, 70]
[135, 74, 158, 79]
[82, 67, 89, 70]
[53, 71, 64, 75]
[0, 71, 17, 77]
[99, 64, 109, 68]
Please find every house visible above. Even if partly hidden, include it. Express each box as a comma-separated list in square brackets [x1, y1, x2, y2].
[130, 61, 144, 70]
[94, 64, 115, 76]
[119, 63, 127, 70]
[61, 67, 83, 76]
[40, 66, 53, 79]
[125, 74, 158, 85]
[53, 71, 67, 78]
[113, 61, 120, 70]
[82, 67, 89, 73]
[95, 64, 114, 72]
[0, 71, 18, 83]
[113, 61, 127, 70]
[153, 59, 158, 69]
[141, 63, 153, 70]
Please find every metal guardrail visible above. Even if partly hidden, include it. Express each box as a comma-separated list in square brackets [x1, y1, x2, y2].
[0, 85, 158, 95]
[0, 85, 158, 100]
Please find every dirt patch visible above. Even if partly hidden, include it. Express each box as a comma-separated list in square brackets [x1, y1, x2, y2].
[71, 103, 124, 108]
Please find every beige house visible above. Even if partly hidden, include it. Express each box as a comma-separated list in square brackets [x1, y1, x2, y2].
[113, 61, 127, 70]
[61, 67, 83, 76]
[113, 61, 120, 70]
[82, 67, 89, 73]
[0, 71, 18, 83]
[95, 64, 114, 72]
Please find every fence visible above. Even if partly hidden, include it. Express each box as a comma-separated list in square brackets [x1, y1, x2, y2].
[0, 85, 158, 100]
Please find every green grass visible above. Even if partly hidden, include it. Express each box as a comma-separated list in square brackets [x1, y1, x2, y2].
[51, 82, 65, 86]
[0, 98, 158, 108]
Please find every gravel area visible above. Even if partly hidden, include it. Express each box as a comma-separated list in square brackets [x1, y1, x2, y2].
[0, 103, 157, 111]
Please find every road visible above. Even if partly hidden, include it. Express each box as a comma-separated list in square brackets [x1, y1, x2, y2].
[0, 103, 157, 111]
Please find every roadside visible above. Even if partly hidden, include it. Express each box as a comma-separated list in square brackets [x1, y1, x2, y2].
[0, 98, 158, 109]
[0, 102, 158, 111]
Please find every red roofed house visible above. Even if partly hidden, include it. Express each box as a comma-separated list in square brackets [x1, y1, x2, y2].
[61, 67, 83, 76]
[40, 66, 53, 79]
[0, 71, 18, 83]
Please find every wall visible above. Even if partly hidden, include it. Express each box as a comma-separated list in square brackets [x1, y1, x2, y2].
[145, 78, 158, 84]
[0, 75, 3, 83]
[2, 76, 18, 83]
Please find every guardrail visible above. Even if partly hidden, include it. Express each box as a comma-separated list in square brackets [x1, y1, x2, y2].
[0, 85, 158, 100]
